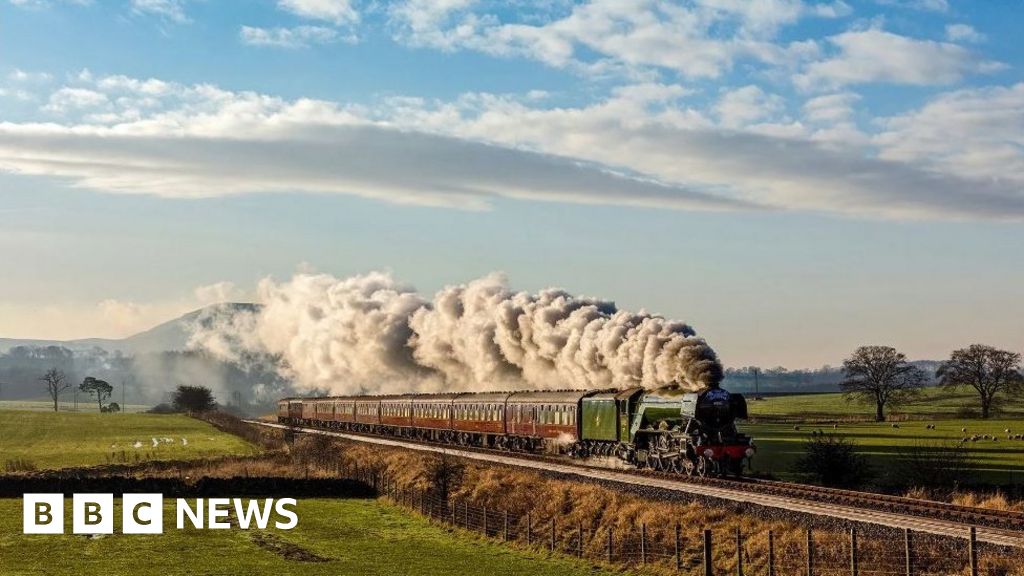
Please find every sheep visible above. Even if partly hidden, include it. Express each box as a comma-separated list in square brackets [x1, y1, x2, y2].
[892, 423, 900, 429]
[794, 426, 801, 431]
[961, 427, 968, 433]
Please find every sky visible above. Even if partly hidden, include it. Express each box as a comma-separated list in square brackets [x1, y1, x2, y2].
[0, 0, 1021, 368]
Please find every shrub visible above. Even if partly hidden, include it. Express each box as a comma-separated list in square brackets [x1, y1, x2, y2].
[792, 433, 872, 488]
[890, 440, 973, 492]
[421, 455, 465, 500]
[147, 403, 179, 414]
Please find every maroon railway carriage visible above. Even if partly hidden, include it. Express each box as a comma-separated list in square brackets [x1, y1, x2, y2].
[451, 392, 509, 436]
[410, 393, 460, 440]
[332, 397, 357, 426]
[504, 390, 590, 451]
[380, 395, 413, 429]
[353, 396, 381, 428]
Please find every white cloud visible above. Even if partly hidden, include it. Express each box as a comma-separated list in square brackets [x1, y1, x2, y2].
[0, 75, 748, 213]
[7, 68, 53, 83]
[875, 0, 948, 12]
[946, 24, 985, 44]
[195, 281, 247, 305]
[42, 87, 109, 113]
[714, 85, 786, 128]
[874, 83, 1024, 187]
[277, 0, 358, 24]
[802, 92, 859, 122]
[240, 25, 348, 48]
[8, 0, 91, 7]
[796, 28, 1002, 89]
[388, 0, 843, 79]
[4, 72, 1024, 222]
[130, 0, 188, 23]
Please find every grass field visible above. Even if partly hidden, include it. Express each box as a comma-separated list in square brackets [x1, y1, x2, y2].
[0, 400, 151, 413]
[742, 419, 1024, 484]
[0, 498, 624, 576]
[0, 410, 258, 470]
[741, 386, 1024, 484]
[747, 385, 1024, 420]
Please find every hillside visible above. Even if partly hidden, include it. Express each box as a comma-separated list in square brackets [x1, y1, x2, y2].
[0, 302, 259, 355]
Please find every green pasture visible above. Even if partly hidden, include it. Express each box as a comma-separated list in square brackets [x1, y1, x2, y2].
[0, 498, 624, 576]
[741, 418, 1024, 484]
[0, 410, 257, 470]
[746, 385, 1024, 421]
[0, 400, 151, 413]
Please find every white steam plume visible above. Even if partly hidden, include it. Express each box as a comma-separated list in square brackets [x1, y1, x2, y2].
[188, 272, 723, 395]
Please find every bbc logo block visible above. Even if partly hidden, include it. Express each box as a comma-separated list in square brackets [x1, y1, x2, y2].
[23, 493, 164, 535]
[23, 494, 64, 534]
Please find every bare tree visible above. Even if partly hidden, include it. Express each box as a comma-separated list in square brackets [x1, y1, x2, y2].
[937, 345, 1023, 419]
[841, 346, 927, 421]
[40, 368, 71, 412]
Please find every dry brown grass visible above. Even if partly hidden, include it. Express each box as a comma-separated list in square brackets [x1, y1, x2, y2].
[951, 490, 1024, 513]
[326, 442, 1024, 576]
[903, 486, 1024, 513]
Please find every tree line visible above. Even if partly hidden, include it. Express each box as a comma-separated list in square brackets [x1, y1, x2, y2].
[35, 368, 216, 414]
[841, 344, 1023, 420]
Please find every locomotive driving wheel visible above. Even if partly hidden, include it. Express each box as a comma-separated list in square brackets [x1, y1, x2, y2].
[680, 457, 696, 476]
[696, 456, 718, 477]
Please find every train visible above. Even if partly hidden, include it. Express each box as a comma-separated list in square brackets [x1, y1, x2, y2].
[277, 385, 754, 477]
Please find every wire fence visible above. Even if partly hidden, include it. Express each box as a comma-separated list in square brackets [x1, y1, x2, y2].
[344, 466, 1022, 576]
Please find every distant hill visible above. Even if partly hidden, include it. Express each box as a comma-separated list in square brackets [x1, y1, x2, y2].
[0, 303, 259, 355]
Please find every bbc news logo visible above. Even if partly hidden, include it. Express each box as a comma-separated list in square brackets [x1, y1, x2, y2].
[23, 494, 298, 534]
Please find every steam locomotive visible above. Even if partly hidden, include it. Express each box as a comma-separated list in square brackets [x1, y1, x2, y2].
[277, 385, 754, 477]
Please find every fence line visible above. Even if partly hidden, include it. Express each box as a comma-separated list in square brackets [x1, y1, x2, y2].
[342, 467, 1016, 576]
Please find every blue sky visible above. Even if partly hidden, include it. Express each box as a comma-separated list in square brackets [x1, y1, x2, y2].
[0, 0, 1021, 367]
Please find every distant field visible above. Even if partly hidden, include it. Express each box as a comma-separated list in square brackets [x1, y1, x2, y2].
[746, 385, 1024, 420]
[0, 400, 151, 413]
[0, 410, 257, 470]
[740, 386, 1024, 484]
[0, 498, 623, 576]
[742, 419, 1024, 484]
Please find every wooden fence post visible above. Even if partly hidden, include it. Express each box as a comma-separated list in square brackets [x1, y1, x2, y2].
[578, 522, 584, 558]
[602, 524, 610, 561]
[483, 507, 488, 536]
[735, 528, 743, 576]
[969, 527, 978, 576]
[504, 511, 509, 542]
[675, 522, 683, 570]
[450, 500, 456, 525]
[850, 528, 858, 576]
[768, 531, 775, 576]
[703, 529, 713, 576]
[904, 529, 913, 576]
[551, 518, 556, 552]
[527, 513, 532, 546]
[464, 501, 470, 529]
[641, 523, 648, 566]
[806, 528, 814, 576]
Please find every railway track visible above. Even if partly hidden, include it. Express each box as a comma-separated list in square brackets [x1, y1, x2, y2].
[247, 420, 1024, 548]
